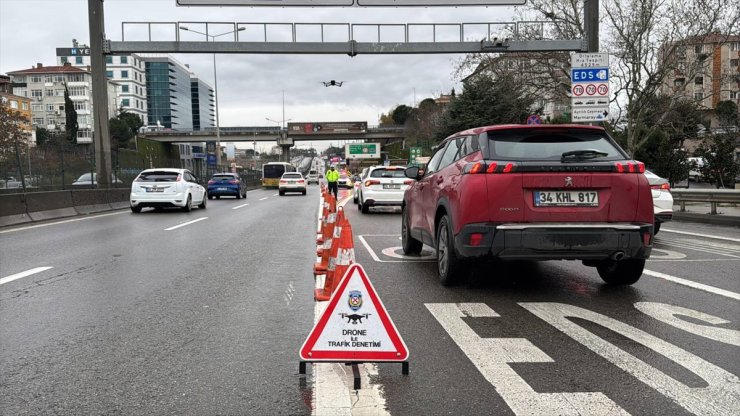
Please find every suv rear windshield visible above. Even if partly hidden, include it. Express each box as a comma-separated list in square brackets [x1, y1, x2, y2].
[487, 129, 625, 161]
[283, 173, 302, 179]
[136, 171, 179, 182]
[370, 168, 406, 178]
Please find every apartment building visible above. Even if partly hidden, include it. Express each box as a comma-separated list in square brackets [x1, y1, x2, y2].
[7, 63, 119, 144]
[56, 41, 148, 123]
[0, 75, 32, 135]
[661, 34, 740, 117]
[190, 74, 215, 131]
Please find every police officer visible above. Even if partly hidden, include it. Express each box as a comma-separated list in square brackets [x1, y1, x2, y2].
[325, 165, 339, 199]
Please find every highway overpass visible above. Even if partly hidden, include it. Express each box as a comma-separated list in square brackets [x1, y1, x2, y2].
[139, 126, 405, 143]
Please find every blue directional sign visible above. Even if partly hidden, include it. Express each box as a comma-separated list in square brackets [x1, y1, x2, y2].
[571, 68, 609, 83]
[207, 154, 217, 167]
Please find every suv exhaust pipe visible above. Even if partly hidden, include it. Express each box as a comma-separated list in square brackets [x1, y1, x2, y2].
[611, 251, 625, 261]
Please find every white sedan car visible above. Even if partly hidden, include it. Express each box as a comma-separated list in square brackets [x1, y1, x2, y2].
[357, 166, 411, 214]
[645, 170, 673, 234]
[130, 168, 207, 213]
[279, 172, 307, 195]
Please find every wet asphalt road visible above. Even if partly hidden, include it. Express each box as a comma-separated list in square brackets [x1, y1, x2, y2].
[1, 188, 739, 415]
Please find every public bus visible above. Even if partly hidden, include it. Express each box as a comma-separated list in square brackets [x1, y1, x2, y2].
[262, 162, 296, 188]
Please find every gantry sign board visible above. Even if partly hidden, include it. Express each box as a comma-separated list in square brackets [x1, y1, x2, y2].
[288, 121, 367, 135]
[346, 143, 380, 159]
[300, 264, 409, 362]
[177, 1, 526, 6]
[570, 52, 610, 123]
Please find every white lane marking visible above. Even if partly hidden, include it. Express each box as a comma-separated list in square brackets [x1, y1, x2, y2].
[0, 266, 53, 286]
[649, 248, 687, 259]
[272, 193, 278, 197]
[0, 211, 128, 235]
[649, 258, 740, 262]
[660, 228, 740, 243]
[359, 236, 435, 263]
[358, 235, 383, 262]
[164, 217, 208, 231]
[259, 197, 269, 201]
[643, 269, 740, 301]
[522, 302, 740, 416]
[232, 203, 249, 210]
[634, 302, 740, 347]
[426, 303, 627, 415]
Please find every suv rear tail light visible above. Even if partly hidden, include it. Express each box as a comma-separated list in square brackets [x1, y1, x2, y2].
[614, 161, 645, 173]
[208, 180, 215, 185]
[469, 233, 484, 246]
[463, 161, 517, 174]
[229, 179, 240, 184]
[403, 180, 414, 185]
[365, 179, 381, 187]
[298, 179, 305, 183]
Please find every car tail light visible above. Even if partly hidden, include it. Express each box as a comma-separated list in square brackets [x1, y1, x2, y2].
[176, 174, 182, 182]
[365, 179, 381, 187]
[298, 179, 305, 183]
[643, 231, 652, 246]
[463, 161, 517, 174]
[279, 180, 287, 184]
[403, 180, 414, 185]
[651, 183, 671, 191]
[229, 179, 239, 184]
[208, 180, 215, 185]
[614, 161, 645, 173]
[469, 233, 484, 246]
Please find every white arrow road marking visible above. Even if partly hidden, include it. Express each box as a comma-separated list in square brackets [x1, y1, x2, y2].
[164, 217, 208, 231]
[0, 267, 53, 286]
[232, 203, 249, 210]
[643, 269, 740, 301]
[425, 303, 627, 415]
[634, 302, 740, 347]
[522, 303, 740, 416]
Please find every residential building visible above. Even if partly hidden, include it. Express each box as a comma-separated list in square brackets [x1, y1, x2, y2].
[190, 74, 215, 131]
[143, 55, 193, 130]
[56, 40, 148, 123]
[661, 34, 740, 124]
[0, 75, 33, 135]
[7, 63, 119, 144]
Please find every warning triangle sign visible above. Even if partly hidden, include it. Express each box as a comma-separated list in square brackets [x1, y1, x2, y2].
[300, 263, 409, 362]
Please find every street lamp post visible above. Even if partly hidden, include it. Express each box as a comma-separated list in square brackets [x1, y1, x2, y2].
[266, 91, 292, 162]
[179, 25, 244, 174]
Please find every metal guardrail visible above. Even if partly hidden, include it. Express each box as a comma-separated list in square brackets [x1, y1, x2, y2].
[671, 189, 740, 215]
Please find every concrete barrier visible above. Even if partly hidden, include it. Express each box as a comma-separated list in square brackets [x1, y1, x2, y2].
[26, 191, 77, 222]
[0, 193, 31, 227]
[72, 189, 112, 214]
[107, 188, 130, 210]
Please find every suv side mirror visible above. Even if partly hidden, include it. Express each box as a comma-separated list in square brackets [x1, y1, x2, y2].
[404, 166, 420, 180]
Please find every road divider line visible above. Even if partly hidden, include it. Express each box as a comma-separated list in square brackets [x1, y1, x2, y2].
[259, 197, 269, 201]
[643, 269, 740, 301]
[272, 193, 278, 197]
[358, 235, 383, 262]
[164, 217, 208, 231]
[660, 228, 740, 243]
[232, 203, 249, 210]
[0, 267, 53, 286]
[0, 211, 128, 235]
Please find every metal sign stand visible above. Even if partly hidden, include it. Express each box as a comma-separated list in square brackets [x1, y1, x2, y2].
[299, 360, 409, 389]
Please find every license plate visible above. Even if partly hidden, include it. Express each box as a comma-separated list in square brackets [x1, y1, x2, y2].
[146, 188, 164, 193]
[383, 184, 401, 189]
[534, 191, 598, 207]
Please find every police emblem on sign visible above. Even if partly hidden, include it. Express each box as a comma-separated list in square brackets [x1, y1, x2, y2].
[348, 290, 363, 312]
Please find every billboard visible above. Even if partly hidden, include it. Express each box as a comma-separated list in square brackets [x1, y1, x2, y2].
[288, 122, 367, 135]
[177, 1, 524, 6]
[346, 143, 380, 159]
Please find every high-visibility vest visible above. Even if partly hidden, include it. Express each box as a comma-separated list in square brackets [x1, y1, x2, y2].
[326, 170, 339, 182]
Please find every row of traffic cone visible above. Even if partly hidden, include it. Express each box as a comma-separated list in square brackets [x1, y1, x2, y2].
[313, 188, 356, 301]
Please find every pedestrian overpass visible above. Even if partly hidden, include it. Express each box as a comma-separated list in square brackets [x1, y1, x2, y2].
[139, 126, 406, 143]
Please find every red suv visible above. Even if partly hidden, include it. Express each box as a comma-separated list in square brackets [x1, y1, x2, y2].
[401, 125, 654, 286]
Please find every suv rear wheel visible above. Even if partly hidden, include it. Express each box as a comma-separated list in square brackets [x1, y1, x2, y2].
[182, 195, 192, 212]
[436, 215, 467, 286]
[401, 206, 423, 255]
[596, 259, 645, 285]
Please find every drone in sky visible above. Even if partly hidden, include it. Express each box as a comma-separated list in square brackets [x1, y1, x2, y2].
[322, 80, 344, 87]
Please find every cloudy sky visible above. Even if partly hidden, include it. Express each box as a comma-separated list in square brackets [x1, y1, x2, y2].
[1, 0, 516, 148]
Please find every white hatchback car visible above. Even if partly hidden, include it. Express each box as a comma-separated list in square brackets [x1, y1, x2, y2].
[130, 168, 207, 213]
[644, 170, 673, 234]
[279, 172, 307, 195]
[357, 166, 411, 213]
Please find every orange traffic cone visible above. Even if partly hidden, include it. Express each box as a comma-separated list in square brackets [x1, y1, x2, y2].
[315, 218, 355, 301]
[316, 194, 335, 246]
[317, 207, 344, 257]
[313, 208, 338, 275]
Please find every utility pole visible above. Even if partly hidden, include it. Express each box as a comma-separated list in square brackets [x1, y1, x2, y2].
[88, 0, 112, 188]
[584, 0, 599, 52]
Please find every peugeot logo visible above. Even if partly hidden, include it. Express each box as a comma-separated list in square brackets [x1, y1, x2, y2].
[564, 176, 574, 187]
